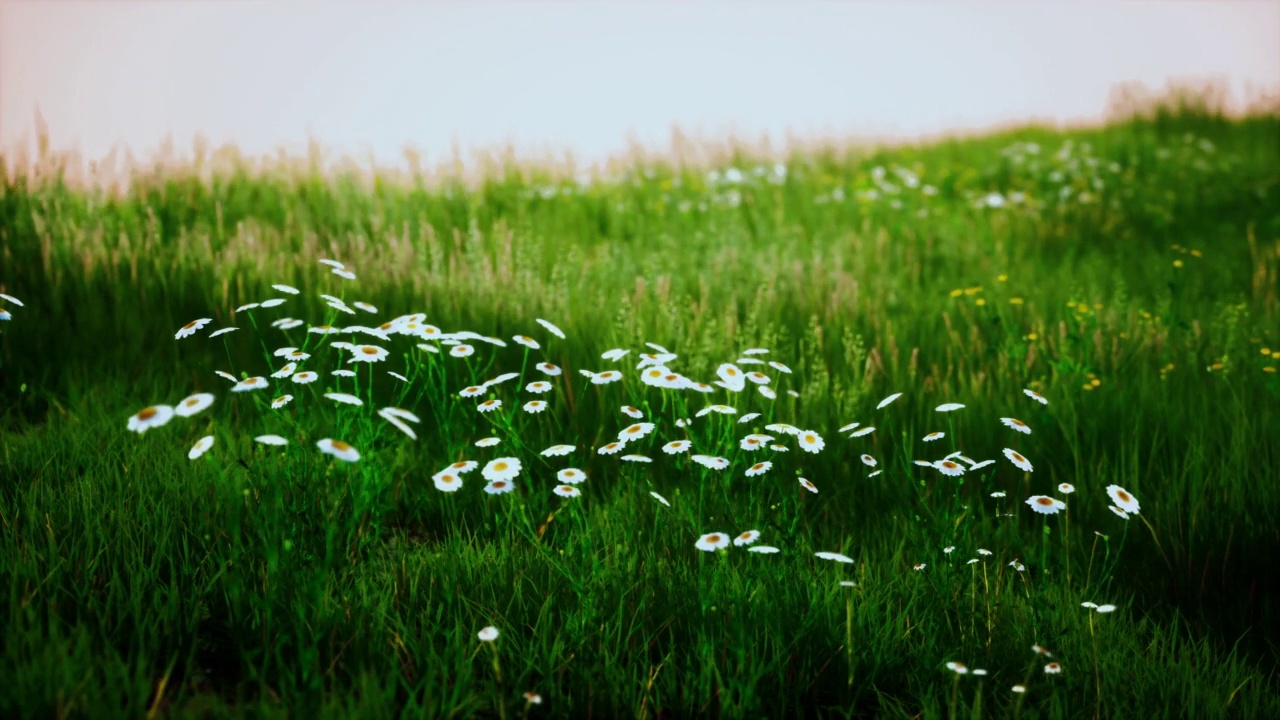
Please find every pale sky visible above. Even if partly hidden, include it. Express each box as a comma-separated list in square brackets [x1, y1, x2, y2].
[2, 1, 1278, 168]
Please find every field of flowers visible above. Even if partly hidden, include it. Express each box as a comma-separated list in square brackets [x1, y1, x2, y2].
[1, 92, 1279, 718]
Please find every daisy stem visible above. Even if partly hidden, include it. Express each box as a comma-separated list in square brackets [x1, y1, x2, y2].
[1064, 504, 1071, 590]
[1136, 514, 1172, 573]
[1090, 611, 1102, 720]
[949, 674, 960, 720]
[1040, 515, 1049, 587]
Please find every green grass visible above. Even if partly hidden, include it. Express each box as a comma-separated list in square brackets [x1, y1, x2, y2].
[2, 88, 1279, 718]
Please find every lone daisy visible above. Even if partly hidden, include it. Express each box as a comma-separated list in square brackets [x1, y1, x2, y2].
[1026, 495, 1066, 514]
[1003, 448, 1034, 472]
[126, 404, 175, 430]
[232, 377, 269, 393]
[695, 532, 730, 552]
[745, 461, 773, 477]
[188, 435, 214, 460]
[317, 438, 360, 462]
[541, 444, 575, 457]
[1001, 417, 1032, 434]
[733, 530, 761, 546]
[174, 393, 215, 418]
[876, 392, 903, 409]
[1024, 388, 1049, 405]
[1106, 485, 1140, 515]
[175, 318, 212, 340]
[256, 434, 289, 446]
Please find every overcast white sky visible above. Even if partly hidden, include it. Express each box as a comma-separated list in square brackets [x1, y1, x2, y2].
[2, 1, 1278, 168]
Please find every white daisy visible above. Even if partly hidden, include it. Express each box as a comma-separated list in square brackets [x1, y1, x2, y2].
[936, 403, 965, 412]
[557, 468, 587, 484]
[524, 381, 552, 394]
[768, 361, 792, 374]
[332, 370, 356, 377]
[691, 455, 730, 470]
[459, 386, 486, 398]
[188, 435, 214, 460]
[476, 399, 503, 413]
[291, 371, 319, 385]
[1026, 495, 1065, 514]
[867, 469, 881, 477]
[797, 430, 825, 453]
[597, 441, 626, 455]
[379, 411, 417, 439]
[620, 406, 644, 419]
[234, 303, 260, 313]
[1003, 448, 1034, 472]
[850, 426, 876, 438]
[0, 293, 23, 306]
[737, 412, 762, 424]
[617, 422, 656, 442]
[1106, 485, 1140, 515]
[695, 532, 730, 552]
[352, 301, 377, 314]
[512, 335, 540, 350]
[1023, 388, 1049, 405]
[324, 392, 363, 406]
[536, 362, 562, 376]
[799, 477, 819, 493]
[1058, 483, 1075, 494]
[316, 438, 360, 461]
[348, 345, 389, 363]
[127, 405, 174, 434]
[748, 545, 780, 554]
[1001, 417, 1032, 434]
[215, 370, 238, 383]
[740, 434, 772, 451]
[649, 491, 671, 507]
[308, 325, 341, 335]
[758, 386, 777, 400]
[483, 479, 515, 495]
[259, 298, 287, 309]
[553, 485, 581, 498]
[271, 284, 300, 295]
[969, 459, 996, 471]
[923, 432, 945, 442]
[838, 422, 861, 433]
[815, 551, 854, 564]
[271, 395, 293, 409]
[232, 377, 268, 393]
[541, 444, 575, 457]
[439, 460, 479, 476]
[449, 344, 475, 358]
[482, 458, 521, 482]
[733, 530, 761, 546]
[876, 392, 903, 409]
[175, 318, 212, 339]
[934, 459, 966, 476]
[475, 437, 501, 448]
[256, 434, 288, 446]
[602, 348, 630, 361]
[477, 626, 500, 641]
[860, 454, 877, 468]
[1109, 505, 1130, 519]
[620, 454, 652, 463]
[208, 327, 238, 338]
[270, 362, 297, 379]
[332, 269, 357, 280]
[745, 461, 773, 477]
[661, 440, 692, 454]
[591, 370, 623, 385]
[483, 372, 521, 388]
[174, 393, 215, 418]
[433, 472, 463, 493]
[535, 318, 566, 339]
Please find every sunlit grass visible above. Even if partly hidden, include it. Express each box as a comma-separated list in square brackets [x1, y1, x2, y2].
[1, 87, 1278, 718]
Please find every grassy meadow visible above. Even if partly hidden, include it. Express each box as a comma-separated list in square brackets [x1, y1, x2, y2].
[2, 90, 1279, 718]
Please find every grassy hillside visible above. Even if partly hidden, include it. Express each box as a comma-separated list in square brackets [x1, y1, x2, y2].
[1, 92, 1278, 718]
